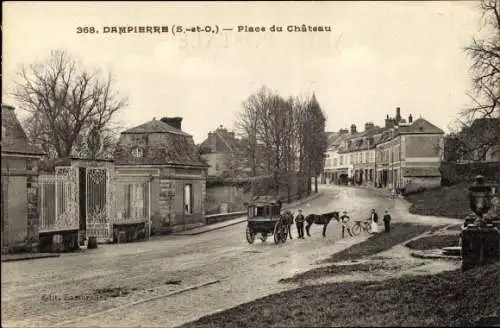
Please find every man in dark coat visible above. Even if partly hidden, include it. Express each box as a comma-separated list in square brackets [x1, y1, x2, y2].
[295, 209, 305, 239]
[383, 210, 391, 232]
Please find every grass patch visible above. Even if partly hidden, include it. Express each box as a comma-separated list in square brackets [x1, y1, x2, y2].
[278, 223, 441, 283]
[180, 263, 500, 328]
[405, 234, 460, 251]
[279, 262, 405, 283]
[405, 183, 470, 219]
[324, 223, 439, 263]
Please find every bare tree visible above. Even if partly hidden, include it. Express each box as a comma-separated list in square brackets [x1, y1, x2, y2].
[463, 0, 499, 119]
[12, 49, 126, 160]
[444, 1, 500, 162]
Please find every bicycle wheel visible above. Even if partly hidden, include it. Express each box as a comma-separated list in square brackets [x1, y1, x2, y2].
[350, 223, 362, 236]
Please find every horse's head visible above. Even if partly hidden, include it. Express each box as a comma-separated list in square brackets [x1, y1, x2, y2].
[324, 211, 340, 221]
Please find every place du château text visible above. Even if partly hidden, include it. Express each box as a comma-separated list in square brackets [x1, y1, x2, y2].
[237, 25, 332, 33]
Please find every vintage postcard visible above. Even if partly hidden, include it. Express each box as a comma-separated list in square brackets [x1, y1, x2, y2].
[2, 1, 499, 327]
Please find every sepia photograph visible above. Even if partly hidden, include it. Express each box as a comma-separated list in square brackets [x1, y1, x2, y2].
[1, 1, 499, 327]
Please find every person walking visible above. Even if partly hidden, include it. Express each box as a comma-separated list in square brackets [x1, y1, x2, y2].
[370, 209, 379, 233]
[383, 210, 392, 233]
[340, 211, 351, 238]
[295, 209, 305, 239]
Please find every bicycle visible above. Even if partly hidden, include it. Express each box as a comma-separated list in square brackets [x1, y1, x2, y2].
[349, 219, 371, 236]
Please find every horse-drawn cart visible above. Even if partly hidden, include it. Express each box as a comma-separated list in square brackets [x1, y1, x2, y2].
[245, 196, 290, 244]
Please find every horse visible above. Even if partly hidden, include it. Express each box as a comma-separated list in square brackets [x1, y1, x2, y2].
[305, 211, 340, 237]
[281, 210, 294, 239]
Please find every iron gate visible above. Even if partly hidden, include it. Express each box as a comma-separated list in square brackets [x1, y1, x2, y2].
[85, 167, 114, 243]
[39, 167, 79, 233]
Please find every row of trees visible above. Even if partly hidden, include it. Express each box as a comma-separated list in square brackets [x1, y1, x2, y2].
[235, 86, 328, 200]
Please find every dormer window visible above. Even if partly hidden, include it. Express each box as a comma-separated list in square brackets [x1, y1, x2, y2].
[131, 147, 144, 158]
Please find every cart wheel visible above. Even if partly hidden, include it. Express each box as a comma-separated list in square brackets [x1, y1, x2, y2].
[351, 223, 362, 236]
[260, 233, 268, 242]
[274, 222, 282, 244]
[246, 226, 255, 244]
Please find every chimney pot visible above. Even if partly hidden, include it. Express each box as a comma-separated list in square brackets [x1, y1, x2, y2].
[160, 116, 183, 130]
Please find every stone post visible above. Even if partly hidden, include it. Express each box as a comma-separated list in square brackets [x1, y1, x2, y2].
[27, 175, 39, 251]
[461, 175, 500, 271]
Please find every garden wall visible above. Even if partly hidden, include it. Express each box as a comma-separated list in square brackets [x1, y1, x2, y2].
[440, 162, 500, 186]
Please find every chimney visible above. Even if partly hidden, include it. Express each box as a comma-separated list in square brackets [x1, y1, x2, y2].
[364, 122, 374, 131]
[395, 107, 401, 123]
[385, 115, 392, 128]
[160, 117, 183, 130]
[350, 124, 357, 134]
[408, 113, 413, 123]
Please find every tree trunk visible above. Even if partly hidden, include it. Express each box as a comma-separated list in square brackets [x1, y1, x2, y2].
[314, 174, 318, 193]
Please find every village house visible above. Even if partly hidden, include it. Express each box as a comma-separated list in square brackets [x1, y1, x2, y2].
[199, 125, 242, 177]
[341, 123, 383, 186]
[322, 129, 350, 184]
[113, 116, 209, 234]
[321, 107, 445, 191]
[375, 108, 444, 191]
[1, 104, 45, 252]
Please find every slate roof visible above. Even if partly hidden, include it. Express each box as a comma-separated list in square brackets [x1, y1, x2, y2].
[122, 119, 191, 136]
[397, 118, 444, 135]
[199, 128, 239, 153]
[114, 118, 208, 167]
[377, 118, 445, 144]
[1, 104, 46, 157]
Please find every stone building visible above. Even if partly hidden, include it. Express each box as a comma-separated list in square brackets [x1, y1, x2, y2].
[1, 104, 45, 252]
[375, 108, 444, 191]
[199, 125, 240, 177]
[113, 116, 209, 234]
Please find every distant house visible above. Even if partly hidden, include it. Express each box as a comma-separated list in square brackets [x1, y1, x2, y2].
[113, 117, 209, 233]
[375, 109, 444, 190]
[199, 125, 240, 177]
[1, 104, 45, 252]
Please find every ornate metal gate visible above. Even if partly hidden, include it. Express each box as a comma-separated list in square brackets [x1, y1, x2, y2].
[39, 167, 79, 233]
[85, 167, 114, 243]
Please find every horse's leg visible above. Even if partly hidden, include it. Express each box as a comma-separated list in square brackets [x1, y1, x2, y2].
[322, 222, 328, 237]
[305, 221, 311, 237]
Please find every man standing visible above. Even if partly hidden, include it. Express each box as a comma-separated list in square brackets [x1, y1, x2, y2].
[295, 209, 305, 239]
[340, 211, 351, 238]
[383, 210, 391, 233]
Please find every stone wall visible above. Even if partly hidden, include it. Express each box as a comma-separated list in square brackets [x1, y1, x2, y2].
[205, 185, 250, 214]
[440, 162, 500, 185]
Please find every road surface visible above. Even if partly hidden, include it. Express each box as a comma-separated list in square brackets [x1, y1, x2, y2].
[1, 185, 455, 327]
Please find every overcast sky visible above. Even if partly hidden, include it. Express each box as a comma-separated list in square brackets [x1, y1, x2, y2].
[3, 1, 485, 144]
